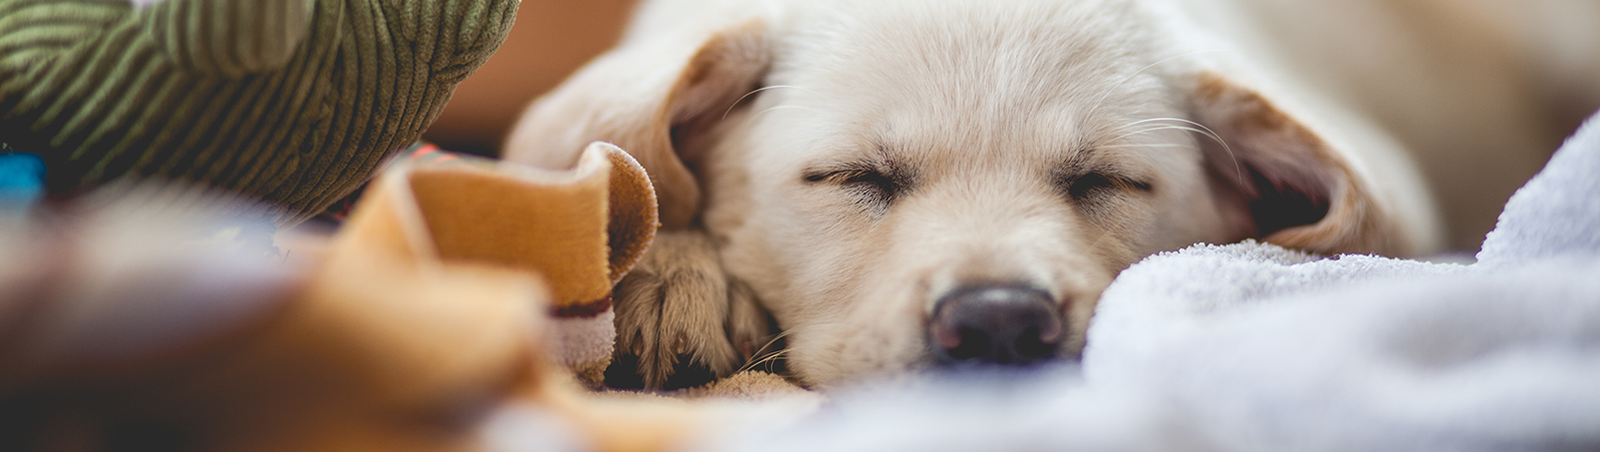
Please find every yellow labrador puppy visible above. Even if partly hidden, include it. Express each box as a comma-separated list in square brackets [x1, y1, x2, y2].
[505, 0, 1598, 388]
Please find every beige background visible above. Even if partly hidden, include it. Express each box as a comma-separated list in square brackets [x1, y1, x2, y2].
[423, 0, 639, 156]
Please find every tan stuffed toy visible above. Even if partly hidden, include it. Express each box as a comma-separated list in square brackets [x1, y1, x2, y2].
[338, 142, 657, 385]
[0, 142, 815, 452]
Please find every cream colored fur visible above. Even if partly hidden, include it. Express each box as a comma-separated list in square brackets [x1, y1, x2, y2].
[506, 0, 1596, 388]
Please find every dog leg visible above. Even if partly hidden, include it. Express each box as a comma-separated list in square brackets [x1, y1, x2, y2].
[612, 229, 752, 388]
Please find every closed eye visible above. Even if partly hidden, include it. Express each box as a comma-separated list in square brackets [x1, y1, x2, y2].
[805, 167, 898, 195]
[802, 163, 907, 212]
[1060, 171, 1153, 203]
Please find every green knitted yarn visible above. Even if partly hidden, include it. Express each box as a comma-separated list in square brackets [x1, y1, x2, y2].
[0, 0, 518, 224]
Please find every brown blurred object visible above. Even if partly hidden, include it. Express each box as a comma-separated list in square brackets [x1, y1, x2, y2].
[0, 145, 670, 452]
[424, 0, 640, 156]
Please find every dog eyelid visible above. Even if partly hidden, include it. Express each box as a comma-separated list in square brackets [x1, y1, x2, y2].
[1060, 170, 1154, 200]
[1058, 151, 1154, 189]
[1113, 174, 1155, 192]
[804, 168, 899, 195]
[800, 162, 905, 212]
[801, 163, 889, 184]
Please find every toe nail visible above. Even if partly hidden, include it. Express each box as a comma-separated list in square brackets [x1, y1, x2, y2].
[673, 332, 690, 355]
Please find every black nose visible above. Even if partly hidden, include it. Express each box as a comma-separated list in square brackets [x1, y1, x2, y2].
[931, 285, 1063, 364]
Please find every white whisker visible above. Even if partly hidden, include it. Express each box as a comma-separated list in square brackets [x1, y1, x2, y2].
[753, 105, 812, 118]
[1102, 116, 1244, 184]
[722, 85, 811, 120]
[1084, 49, 1222, 121]
[1096, 143, 1194, 150]
[1131, 117, 1242, 184]
[1082, 227, 1116, 261]
[736, 327, 806, 373]
[1106, 125, 1208, 142]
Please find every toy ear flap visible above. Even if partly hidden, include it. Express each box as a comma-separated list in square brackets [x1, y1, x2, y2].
[333, 143, 654, 383]
[602, 145, 658, 285]
[338, 142, 654, 314]
[1190, 72, 1419, 256]
[504, 20, 772, 229]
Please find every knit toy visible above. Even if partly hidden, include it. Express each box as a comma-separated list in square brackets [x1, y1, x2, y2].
[0, 0, 517, 224]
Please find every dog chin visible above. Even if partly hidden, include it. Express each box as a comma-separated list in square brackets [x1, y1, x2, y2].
[785, 312, 931, 387]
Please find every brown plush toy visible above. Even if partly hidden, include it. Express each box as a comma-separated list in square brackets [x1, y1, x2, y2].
[0, 143, 665, 452]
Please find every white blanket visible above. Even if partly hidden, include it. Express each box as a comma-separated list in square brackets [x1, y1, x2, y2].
[693, 113, 1600, 452]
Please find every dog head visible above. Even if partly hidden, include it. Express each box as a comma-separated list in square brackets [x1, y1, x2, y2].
[508, 0, 1421, 387]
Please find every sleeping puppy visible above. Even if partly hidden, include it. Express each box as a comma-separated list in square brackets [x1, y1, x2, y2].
[505, 0, 1598, 388]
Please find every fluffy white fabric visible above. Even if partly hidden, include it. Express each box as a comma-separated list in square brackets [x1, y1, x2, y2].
[551, 308, 617, 367]
[692, 113, 1600, 452]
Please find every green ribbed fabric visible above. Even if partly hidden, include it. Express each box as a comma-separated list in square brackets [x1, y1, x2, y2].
[0, 0, 518, 224]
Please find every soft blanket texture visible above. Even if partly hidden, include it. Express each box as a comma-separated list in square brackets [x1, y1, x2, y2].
[686, 113, 1600, 452]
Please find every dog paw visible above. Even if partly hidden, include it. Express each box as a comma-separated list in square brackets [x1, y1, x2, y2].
[727, 277, 778, 365]
[609, 230, 766, 389]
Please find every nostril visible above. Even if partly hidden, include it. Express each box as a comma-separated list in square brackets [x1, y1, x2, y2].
[931, 285, 1064, 364]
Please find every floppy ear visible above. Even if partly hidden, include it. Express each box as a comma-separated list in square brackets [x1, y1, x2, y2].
[504, 20, 772, 229]
[1190, 72, 1417, 256]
